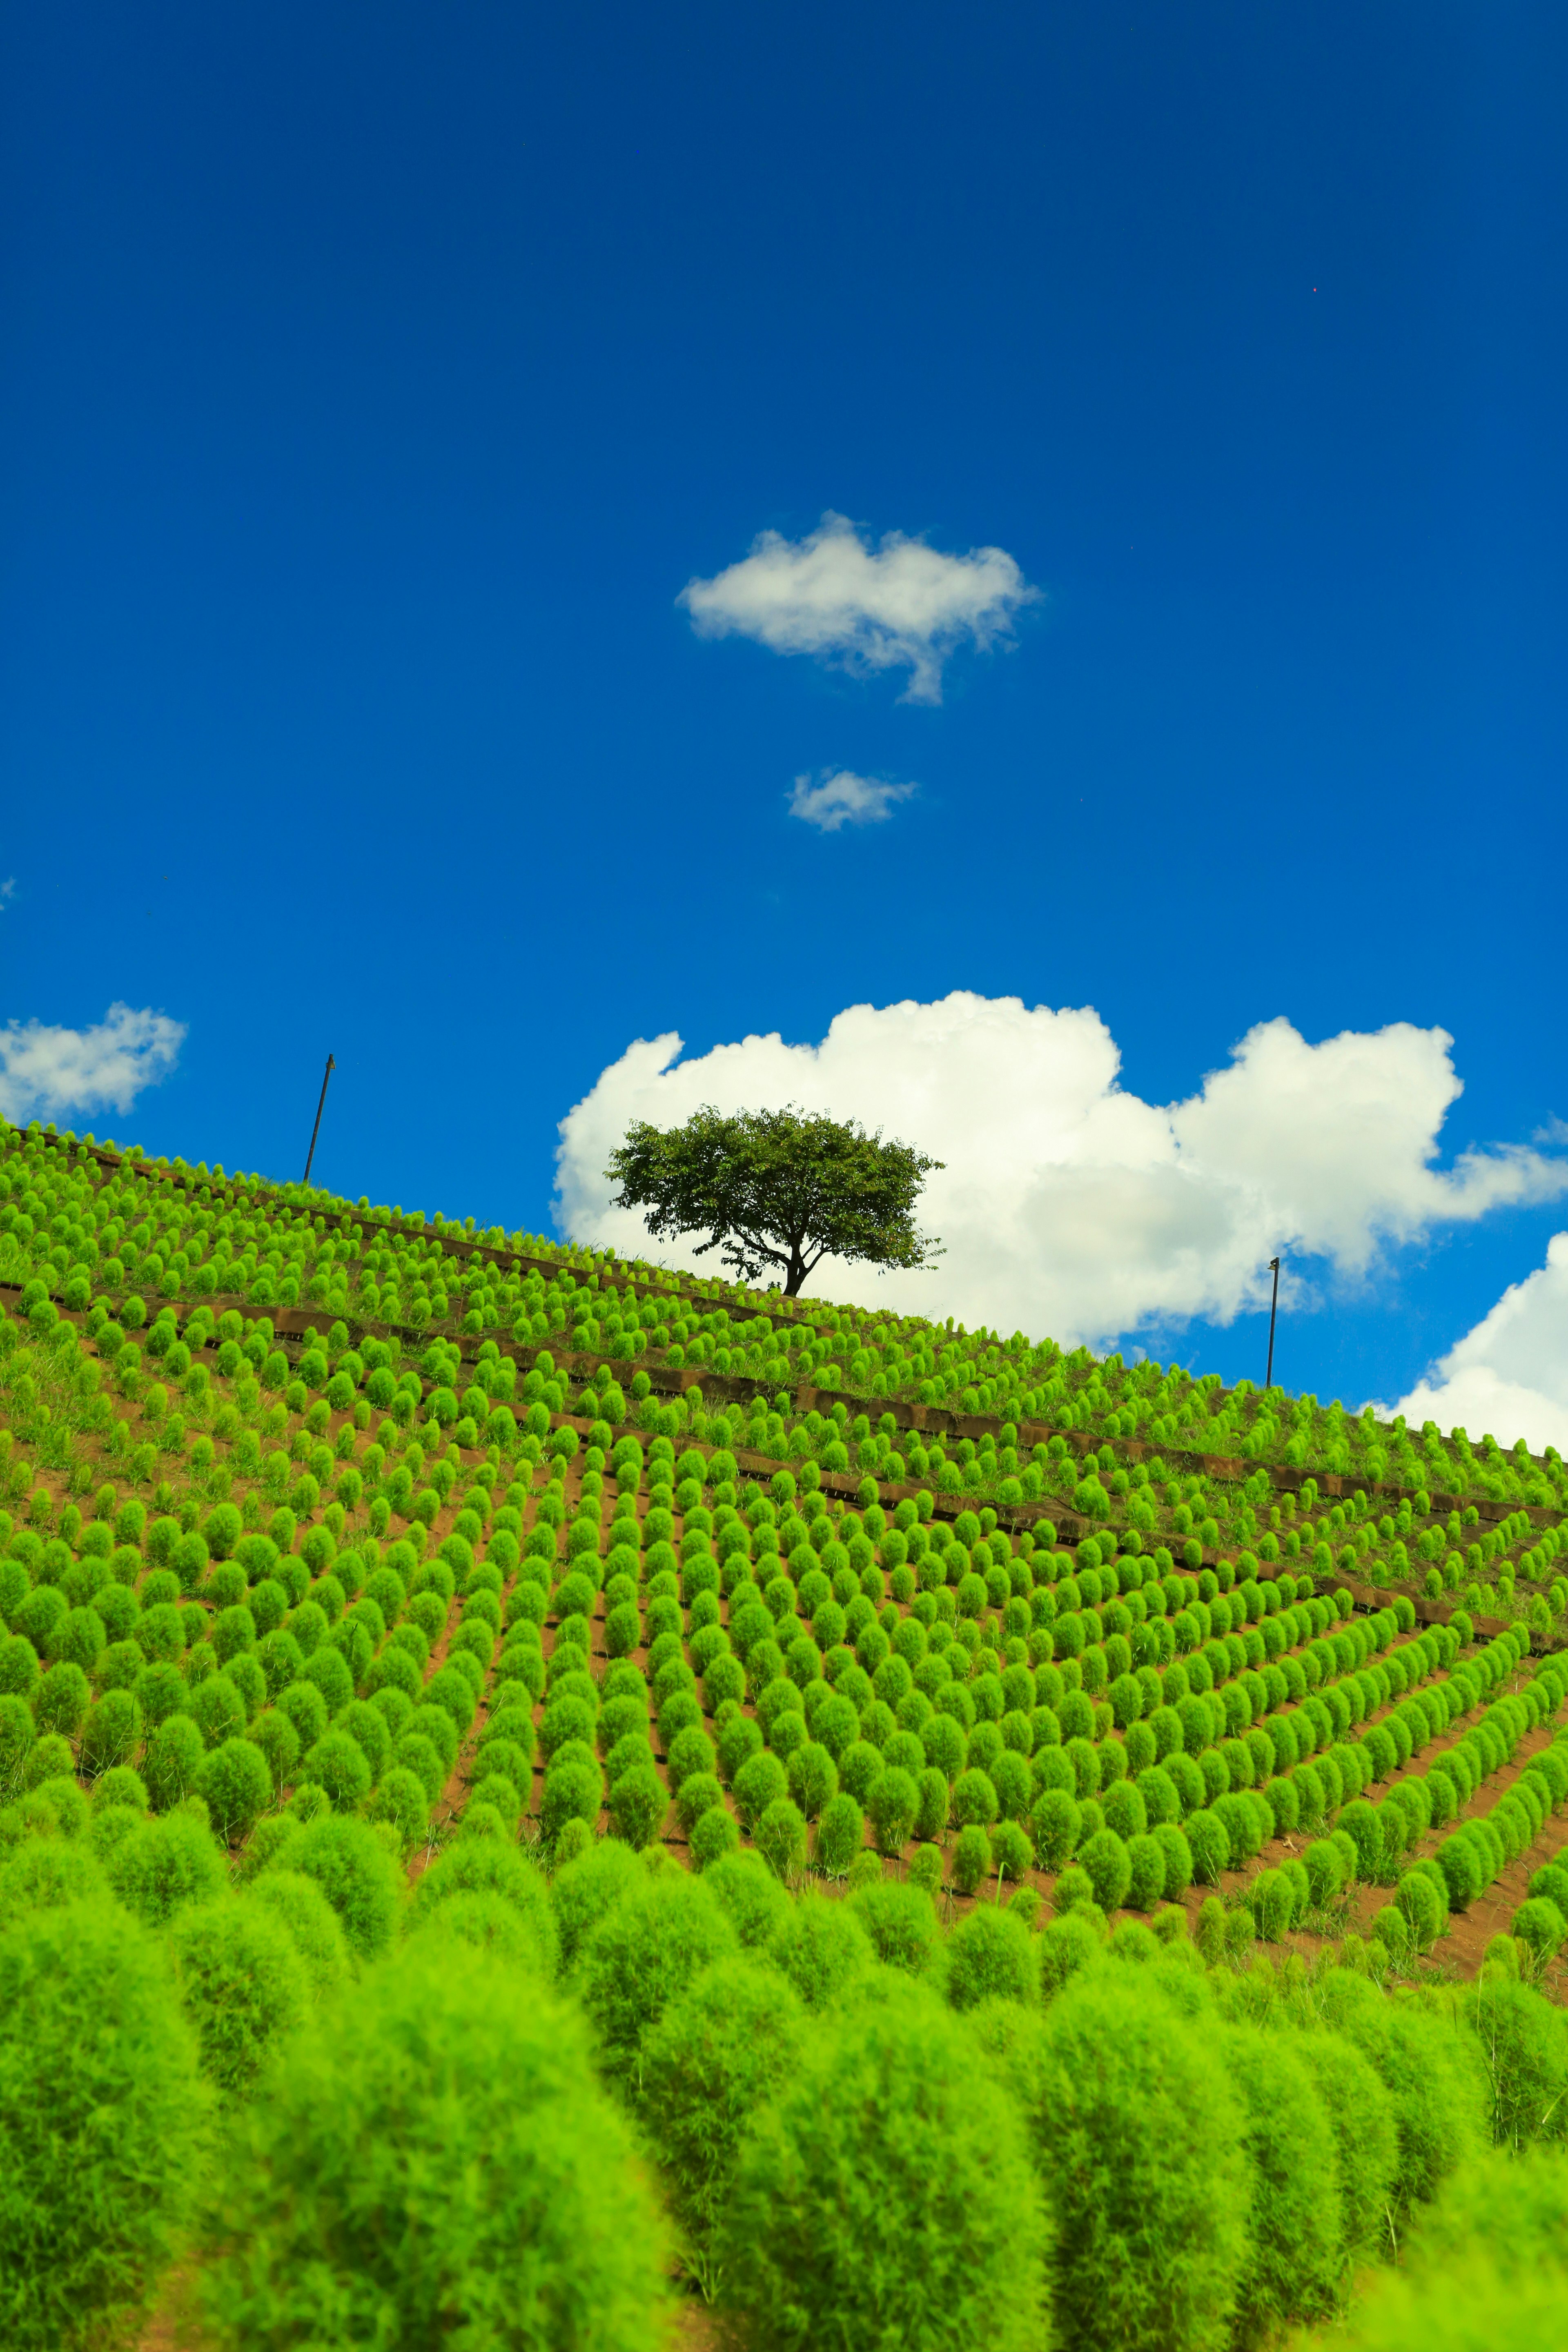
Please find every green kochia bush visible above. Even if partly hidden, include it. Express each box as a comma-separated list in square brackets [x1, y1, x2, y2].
[0, 1897, 207, 2352]
[639, 1956, 806, 2284]
[1223, 2020, 1343, 2344]
[287, 1814, 403, 1962]
[715, 1979, 1047, 2352]
[198, 1946, 666, 2352]
[945, 1903, 1038, 2011]
[577, 1871, 739, 2089]
[405, 1840, 557, 1978]
[171, 1898, 309, 2096]
[1033, 1967, 1250, 2352]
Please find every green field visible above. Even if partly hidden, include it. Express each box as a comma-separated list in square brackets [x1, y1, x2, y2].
[2, 1114, 1567, 2350]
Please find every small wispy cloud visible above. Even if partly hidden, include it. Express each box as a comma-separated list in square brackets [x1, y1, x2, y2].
[0, 879, 16, 912]
[0, 1003, 187, 1123]
[679, 510, 1036, 703]
[788, 769, 918, 833]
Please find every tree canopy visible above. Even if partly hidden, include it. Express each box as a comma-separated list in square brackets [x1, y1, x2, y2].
[604, 1105, 942, 1296]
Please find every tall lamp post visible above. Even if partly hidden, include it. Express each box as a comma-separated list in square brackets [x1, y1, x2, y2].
[302, 1055, 336, 1187]
[1264, 1256, 1281, 1390]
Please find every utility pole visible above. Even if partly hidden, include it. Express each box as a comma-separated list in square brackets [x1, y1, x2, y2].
[1264, 1256, 1281, 1390]
[302, 1055, 336, 1186]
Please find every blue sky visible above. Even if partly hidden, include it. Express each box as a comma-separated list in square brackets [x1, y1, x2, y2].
[3, 3, 1566, 1430]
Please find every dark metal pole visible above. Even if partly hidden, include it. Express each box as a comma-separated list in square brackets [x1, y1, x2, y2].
[302, 1055, 336, 1186]
[1264, 1256, 1281, 1389]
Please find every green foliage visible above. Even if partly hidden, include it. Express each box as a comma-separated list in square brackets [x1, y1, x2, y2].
[715, 1979, 1046, 2351]
[846, 1877, 942, 1981]
[755, 1794, 807, 1880]
[290, 1813, 403, 1962]
[107, 1807, 227, 1924]
[247, 1868, 350, 2000]
[551, 1837, 646, 1971]
[767, 1887, 874, 2009]
[196, 1737, 274, 1843]
[639, 1956, 806, 2284]
[1320, 1968, 1488, 2215]
[198, 1947, 666, 2352]
[0, 1897, 207, 2351]
[406, 1840, 557, 1978]
[1035, 1966, 1250, 2352]
[144, 1712, 207, 1812]
[1223, 2020, 1343, 2344]
[606, 1105, 942, 1296]
[702, 1846, 793, 1949]
[812, 1790, 864, 1875]
[1461, 1974, 1568, 2151]
[1077, 1827, 1131, 1913]
[577, 1871, 739, 2088]
[172, 1897, 309, 2095]
[945, 1903, 1038, 2010]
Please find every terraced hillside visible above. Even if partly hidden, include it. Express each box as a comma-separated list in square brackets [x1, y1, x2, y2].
[4, 1114, 1568, 1987]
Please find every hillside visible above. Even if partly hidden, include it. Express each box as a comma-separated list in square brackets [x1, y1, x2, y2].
[5, 1113, 1568, 2349]
[4, 1115, 1568, 1961]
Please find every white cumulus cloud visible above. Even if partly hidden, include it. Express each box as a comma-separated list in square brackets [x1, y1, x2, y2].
[678, 511, 1036, 703]
[0, 1003, 186, 1125]
[788, 770, 917, 833]
[553, 992, 1568, 1348]
[1387, 1235, 1568, 1453]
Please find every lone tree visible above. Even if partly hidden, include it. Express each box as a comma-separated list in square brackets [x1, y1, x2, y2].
[605, 1105, 942, 1298]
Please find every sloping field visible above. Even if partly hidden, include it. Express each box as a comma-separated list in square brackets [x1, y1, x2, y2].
[3, 1115, 1568, 2351]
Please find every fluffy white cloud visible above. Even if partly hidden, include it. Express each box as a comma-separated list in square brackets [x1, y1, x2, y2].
[787, 769, 917, 832]
[554, 992, 1568, 1347]
[0, 1003, 186, 1125]
[1388, 1235, 1568, 1452]
[678, 512, 1036, 703]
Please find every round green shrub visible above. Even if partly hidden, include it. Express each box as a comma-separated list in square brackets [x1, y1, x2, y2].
[755, 1795, 808, 1880]
[1511, 1897, 1567, 1974]
[1078, 1828, 1131, 1913]
[1459, 1975, 1568, 2150]
[577, 1871, 739, 2085]
[846, 1878, 942, 1980]
[1223, 2019, 1343, 2344]
[1305, 2030, 1400, 2266]
[1183, 1806, 1230, 1885]
[0, 1897, 206, 2351]
[78, 1689, 143, 1778]
[1123, 1831, 1166, 1912]
[702, 1848, 792, 1949]
[768, 1887, 874, 2009]
[290, 1813, 403, 1962]
[541, 1757, 604, 1842]
[22, 1736, 76, 1792]
[196, 1738, 274, 1844]
[1036, 1968, 1250, 2352]
[172, 1897, 309, 2095]
[951, 1822, 992, 1895]
[107, 1808, 226, 1925]
[608, 1764, 666, 1850]
[639, 1956, 806, 2274]
[1322, 1969, 1487, 2214]
[33, 1659, 90, 1737]
[550, 1837, 646, 1969]
[946, 1904, 1038, 2010]
[689, 1804, 740, 1869]
[813, 1791, 865, 1876]
[0, 1838, 107, 1916]
[715, 1980, 1045, 2352]
[1038, 1907, 1104, 1999]
[198, 1947, 666, 2352]
[247, 1868, 350, 2000]
[408, 1840, 556, 1973]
